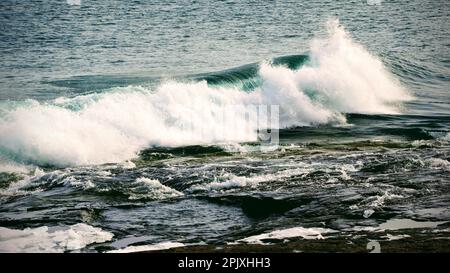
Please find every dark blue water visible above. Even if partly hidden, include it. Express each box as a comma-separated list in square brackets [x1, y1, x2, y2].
[0, 0, 449, 252]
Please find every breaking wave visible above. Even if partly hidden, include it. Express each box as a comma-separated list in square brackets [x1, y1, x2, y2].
[0, 19, 410, 167]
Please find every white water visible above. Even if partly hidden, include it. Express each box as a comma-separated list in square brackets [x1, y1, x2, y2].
[0, 223, 113, 253]
[0, 19, 410, 167]
[108, 241, 185, 253]
[129, 177, 183, 200]
[239, 226, 337, 244]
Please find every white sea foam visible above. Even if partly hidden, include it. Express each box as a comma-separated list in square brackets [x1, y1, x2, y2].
[426, 158, 450, 172]
[384, 234, 411, 241]
[378, 219, 447, 231]
[239, 227, 336, 244]
[439, 132, 450, 141]
[0, 19, 410, 167]
[0, 223, 113, 253]
[368, 190, 405, 208]
[0, 159, 31, 174]
[129, 177, 183, 200]
[190, 161, 360, 192]
[363, 209, 375, 218]
[63, 176, 95, 190]
[354, 219, 447, 232]
[189, 167, 311, 192]
[108, 241, 184, 253]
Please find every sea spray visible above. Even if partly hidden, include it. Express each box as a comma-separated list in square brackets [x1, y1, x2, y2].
[0, 20, 410, 167]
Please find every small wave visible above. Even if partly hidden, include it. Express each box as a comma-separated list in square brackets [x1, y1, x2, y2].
[377, 127, 434, 140]
[0, 167, 46, 198]
[354, 218, 447, 232]
[193, 54, 309, 91]
[68, 175, 184, 201]
[108, 241, 184, 253]
[442, 132, 450, 141]
[426, 158, 450, 172]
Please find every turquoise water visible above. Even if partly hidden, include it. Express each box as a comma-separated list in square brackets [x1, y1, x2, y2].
[0, 0, 449, 252]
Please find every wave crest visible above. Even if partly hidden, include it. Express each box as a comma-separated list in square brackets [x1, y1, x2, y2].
[0, 19, 411, 167]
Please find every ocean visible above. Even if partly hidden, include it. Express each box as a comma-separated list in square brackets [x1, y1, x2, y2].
[0, 0, 449, 253]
